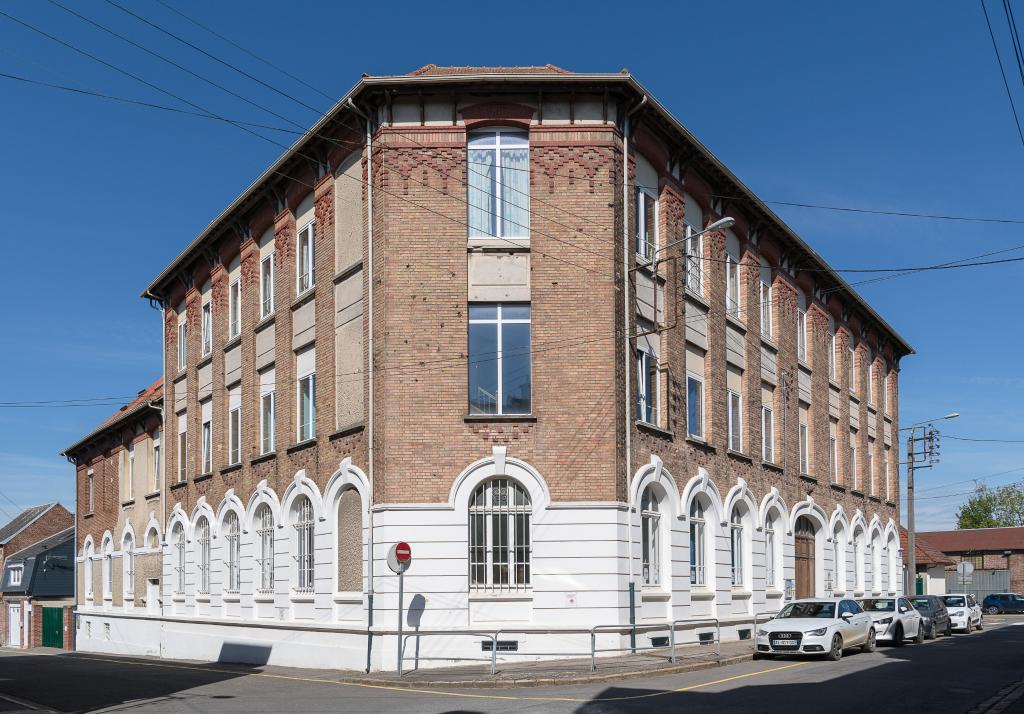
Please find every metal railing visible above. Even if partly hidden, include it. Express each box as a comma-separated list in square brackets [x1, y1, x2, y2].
[399, 630, 498, 673]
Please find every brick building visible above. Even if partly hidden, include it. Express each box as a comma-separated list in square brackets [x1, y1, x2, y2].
[72, 65, 912, 670]
[918, 527, 1024, 594]
[1, 527, 75, 650]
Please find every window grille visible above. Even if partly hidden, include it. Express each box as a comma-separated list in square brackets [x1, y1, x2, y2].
[256, 505, 275, 593]
[469, 478, 531, 592]
[294, 497, 315, 592]
[196, 517, 211, 595]
[225, 512, 240, 593]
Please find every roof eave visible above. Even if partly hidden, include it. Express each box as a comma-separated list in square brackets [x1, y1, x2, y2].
[60, 397, 162, 458]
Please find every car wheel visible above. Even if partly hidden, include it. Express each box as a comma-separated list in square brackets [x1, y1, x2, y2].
[945, 621, 953, 637]
[861, 628, 876, 653]
[914, 623, 925, 644]
[976, 618, 983, 631]
[925, 622, 936, 640]
[826, 634, 843, 661]
[892, 625, 904, 647]
[987, 606, 1000, 615]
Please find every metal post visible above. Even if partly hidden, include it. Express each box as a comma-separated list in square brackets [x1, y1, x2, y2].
[628, 582, 636, 653]
[907, 429, 916, 597]
[669, 624, 676, 663]
[590, 631, 597, 673]
[396, 570, 404, 675]
[490, 634, 497, 675]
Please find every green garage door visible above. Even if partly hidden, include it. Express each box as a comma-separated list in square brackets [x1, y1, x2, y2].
[41, 607, 62, 648]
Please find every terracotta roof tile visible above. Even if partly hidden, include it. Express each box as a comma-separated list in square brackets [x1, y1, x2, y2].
[900, 527, 957, 566]
[96, 378, 163, 430]
[917, 527, 1024, 553]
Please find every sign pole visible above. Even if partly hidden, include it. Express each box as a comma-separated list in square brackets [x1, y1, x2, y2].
[397, 569, 404, 676]
[387, 541, 412, 675]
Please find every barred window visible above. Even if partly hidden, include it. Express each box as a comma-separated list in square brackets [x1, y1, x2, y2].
[765, 515, 777, 589]
[224, 512, 240, 593]
[255, 505, 275, 593]
[640, 487, 661, 586]
[689, 498, 707, 586]
[173, 525, 186, 594]
[294, 496, 315, 592]
[196, 517, 211, 595]
[469, 478, 531, 592]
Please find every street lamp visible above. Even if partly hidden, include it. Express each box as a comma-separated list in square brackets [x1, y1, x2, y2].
[653, 216, 736, 260]
[904, 411, 959, 595]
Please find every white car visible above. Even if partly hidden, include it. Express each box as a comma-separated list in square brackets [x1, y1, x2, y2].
[943, 593, 983, 633]
[756, 598, 875, 661]
[859, 596, 923, 645]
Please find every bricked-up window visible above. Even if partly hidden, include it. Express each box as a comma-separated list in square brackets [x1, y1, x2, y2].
[196, 516, 211, 595]
[765, 514, 778, 589]
[687, 373, 704, 439]
[296, 347, 316, 441]
[468, 304, 531, 415]
[797, 309, 807, 362]
[102, 536, 113, 600]
[297, 220, 315, 294]
[467, 129, 530, 240]
[294, 496, 315, 592]
[730, 507, 745, 587]
[224, 511, 240, 593]
[689, 497, 708, 586]
[228, 279, 241, 339]
[201, 302, 212, 357]
[640, 486, 661, 587]
[260, 367, 275, 454]
[255, 504, 274, 593]
[636, 324, 659, 426]
[200, 399, 212, 474]
[87, 468, 94, 512]
[177, 319, 187, 371]
[228, 384, 241, 465]
[761, 406, 774, 463]
[634, 187, 658, 261]
[123, 533, 134, 598]
[151, 429, 161, 493]
[172, 524, 185, 594]
[728, 390, 743, 452]
[726, 254, 740, 318]
[176, 411, 187, 483]
[260, 253, 275, 319]
[469, 478, 531, 592]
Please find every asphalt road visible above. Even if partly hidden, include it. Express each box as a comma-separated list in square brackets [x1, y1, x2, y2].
[1, 617, 1023, 713]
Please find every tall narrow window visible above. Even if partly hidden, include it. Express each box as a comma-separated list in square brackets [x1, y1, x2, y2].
[849, 345, 857, 393]
[684, 225, 703, 294]
[468, 129, 529, 240]
[196, 517, 210, 595]
[730, 508, 745, 587]
[868, 440, 876, 495]
[294, 496, 315, 592]
[759, 278, 772, 339]
[850, 436, 858, 490]
[123, 534, 134, 598]
[726, 255, 740, 317]
[884, 373, 892, 414]
[800, 423, 810, 474]
[728, 390, 743, 452]
[173, 525, 185, 594]
[260, 253, 275, 319]
[224, 512, 240, 593]
[828, 330, 837, 380]
[854, 530, 865, 593]
[469, 478, 531, 592]
[177, 320, 187, 371]
[636, 346, 659, 425]
[687, 374, 704, 439]
[256, 504, 274, 593]
[689, 499, 706, 586]
[151, 429, 161, 493]
[884, 446, 891, 500]
[640, 487, 661, 587]
[201, 302, 212, 356]
[84, 543, 94, 599]
[761, 405, 774, 462]
[200, 400, 212, 474]
[87, 468, 94, 512]
[228, 279, 241, 339]
[797, 309, 807, 362]
[176, 411, 187, 483]
[634, 188, 657, 261]
[830, 435, 839, 483]
[468, 304, 531, 415]
[867, 362, 875, 405]
[103, 540, 113, 599]
[260, 367, 276, 454]
[765, 515, 777, 589]
[830, 534, 842, 591]
[297, 221, 315, 294]
[126, 443, 135, 501]
[228, 384, 241, 465]
[297, 348, 316, 442]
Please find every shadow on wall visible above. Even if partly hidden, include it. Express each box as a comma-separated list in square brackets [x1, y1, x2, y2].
[218, 641, 272, 666]
[403, 593, 428, 671]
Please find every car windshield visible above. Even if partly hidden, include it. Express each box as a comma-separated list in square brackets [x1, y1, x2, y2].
[943, 596, 966, 608]
[777, 602, 835, 619]
[910, 598, 932, 610]
[860, 599, 895, 612]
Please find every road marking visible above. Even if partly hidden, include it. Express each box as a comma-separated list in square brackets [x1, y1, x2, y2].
[0, 649, 809, 703]
[0, 692, 57, 713]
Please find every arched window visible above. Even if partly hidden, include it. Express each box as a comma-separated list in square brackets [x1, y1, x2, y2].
[255, 505, 275, 593]
[102, 537, 113, 600]
[195, 517, 211, 595]
[469, 478, 531, 592]
[871, 533, 883, 593]
[293, 496, 315, 592]
[640, 487, 661, 586]
[123, 534, 135, 599]
[853, 527, 865, 593]
[730, 507, 745, 587]
[336, 489, 361, 592]
[764, 514, 778, 589]
[146, 528, 159, 550]
[830, 528, 844, 592]
[84, 543, 94, 601]
[172, 525, 185, 594]
[887, 535, 899, 593]
[224, 512, 240, 593]
[689, 498, 707, 586]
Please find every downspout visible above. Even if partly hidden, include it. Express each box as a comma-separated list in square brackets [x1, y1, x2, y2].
[622, 94, 646, 653]
[150, 293, 167, 651]
[347, 97, 376, 673]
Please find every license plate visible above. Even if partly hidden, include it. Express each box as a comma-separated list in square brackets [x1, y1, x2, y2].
[772, 639, 797, 646]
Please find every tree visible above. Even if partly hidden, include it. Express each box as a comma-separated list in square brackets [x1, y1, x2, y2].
[956, 483, 1024, 529]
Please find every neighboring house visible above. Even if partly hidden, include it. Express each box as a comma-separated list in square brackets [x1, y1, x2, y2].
[73, 65, 912, 671]
[0, 503, 73, 646]
[900, 527, 955, 595]
[1, 527, 75, 650]
[61, 380, 164, 623]
[917, 527, 1024, 594]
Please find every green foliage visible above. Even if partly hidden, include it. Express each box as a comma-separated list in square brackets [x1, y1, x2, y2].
[956, 483, 1024, 529]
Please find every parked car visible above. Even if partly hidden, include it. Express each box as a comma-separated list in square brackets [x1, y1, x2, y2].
[909, 595, 952, 639]
[943, 593, 983, 632]
[859, 596, 923, 645]
[756, 598, 874, 661]
[981, 593, 1024, 615]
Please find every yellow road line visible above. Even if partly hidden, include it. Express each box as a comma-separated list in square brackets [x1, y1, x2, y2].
[0, 649, 809, 703]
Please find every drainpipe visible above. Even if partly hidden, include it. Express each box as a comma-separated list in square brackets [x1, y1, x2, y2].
[622, 94, 646, 653]
[347, 97, 376, 673]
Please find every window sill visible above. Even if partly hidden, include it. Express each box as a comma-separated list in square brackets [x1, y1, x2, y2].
[333, 592, 363, 604]
[467, 237, 530, 252]
[799, 473, 818, 484]
[223, 592, 241, 603]
[223, 335, 241, 351]
[291, 289, 316, 311]
[220, 463, 242, 475]
[636, 420, 674, 439]
[144, 491, 160, 501]
[885, 500, 897, 507]
[684, 288, 710, 309]
[174, 368, 187, 381]
[797, 358, 811, 371]
[766, 589, 785, 598]
[464, 414, 537, 423]
[172, 594, 186, 603]
[468, 592, 532, 602]
[850, 489, 865, 497]
[195, 594, 211, 603]
[685, 435, 715, 452]
[868, 495, 882, 503]
[725, 314, 747, 332]
[251, 451, 276, 465]
[762, 461, 784, 474]
[197, 353, 213, 369]
[255, 313, 275, 333]
[640, 589, 671, 601]
[169, 480, 188, 491]
[253, 592, 275, 603]
[726, 449, 752, 464]
[731, 589, 753, 600]
[83, 512, 94, 519]
[193, 472, 213, 483]
[829, 378, 840, 390]
[760, 335, 778, 351]
[334, 258, 363, 284]
[330, 422, 365, 440]
[830, 482, 847, 493]
[290, 591, 315, 603]
[121, 499, 135, 507]
[286, 439, 317, 454]
[690, 588, 715, 601]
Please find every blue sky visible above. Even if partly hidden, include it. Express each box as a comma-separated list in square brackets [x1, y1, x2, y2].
[0, 1, 1021, 530]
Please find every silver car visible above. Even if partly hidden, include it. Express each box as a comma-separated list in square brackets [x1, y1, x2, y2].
[859, 596, 923, 645]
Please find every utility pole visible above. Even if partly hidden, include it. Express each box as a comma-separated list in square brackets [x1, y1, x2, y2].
[904, 416, 953, 594]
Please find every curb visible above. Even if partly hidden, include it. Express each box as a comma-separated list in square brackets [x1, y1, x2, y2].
[335, 652, 754, 689]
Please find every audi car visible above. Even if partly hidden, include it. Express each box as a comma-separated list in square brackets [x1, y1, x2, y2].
[756, 598, 874, 661]
[943, 593, 983, 632]
[859, 596, 924, 645]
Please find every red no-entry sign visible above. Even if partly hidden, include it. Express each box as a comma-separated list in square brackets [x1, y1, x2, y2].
[387, 542, 412, 574]
[395, 542, 411, 562]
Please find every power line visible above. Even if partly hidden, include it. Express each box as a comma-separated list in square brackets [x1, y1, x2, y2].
[916, 465, 1024, 493]
[981, 0, 1024, 149]
[917, 476, 1024, 500]
[944, 434, 1024, 443]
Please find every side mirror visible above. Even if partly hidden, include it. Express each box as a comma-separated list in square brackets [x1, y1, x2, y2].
[841, 612, 853, 620]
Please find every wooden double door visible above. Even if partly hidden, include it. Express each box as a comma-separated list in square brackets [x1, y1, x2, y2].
[794, 516, 816, 599]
